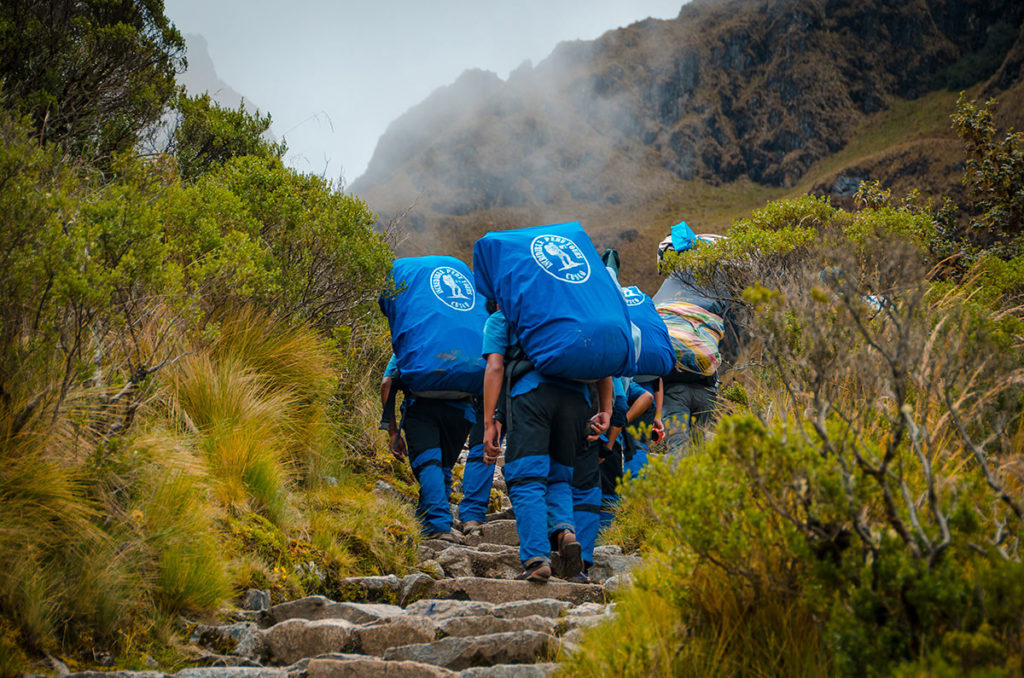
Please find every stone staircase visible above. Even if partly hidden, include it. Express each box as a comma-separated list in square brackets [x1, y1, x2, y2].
[58, 509, 640, 678]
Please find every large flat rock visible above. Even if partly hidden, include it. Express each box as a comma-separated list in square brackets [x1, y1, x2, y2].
[435, 545, 521, 579]
[491, 599, 572, 620]
[265, 598, 406, 625]
[437, 614, 557, 638]
[463, 520, 518, 547]
[355, 615, 439, 656]
[429, 577, 606, 605]
[305, 656, 454, 677]
[260, 619, 358, 665]
[382, 630, 558, 670]
[403, 599, 496, 620]
[176, 670, 285, 678]
[456, 665, 558, 677]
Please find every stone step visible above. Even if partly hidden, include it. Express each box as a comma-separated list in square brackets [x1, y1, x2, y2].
[485, 508, 515, 522]
[402, 597, 572, 622]
[263, 597, 406, 626]
[463, 520, 518, 547]
[436, 614, 557, 638]
[429, 577, 606, 605]
[261, 619, 358, 665]
[305, 656, 453, 677]
[382, 630, 560, 671]
[434, 545, 522, 579]
[457, 665, 558, 678]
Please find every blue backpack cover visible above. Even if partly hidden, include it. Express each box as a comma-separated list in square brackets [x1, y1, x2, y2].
[621, 285, 675, 380]
[473, 222, 635, 380]
[379, 256, 487, 396]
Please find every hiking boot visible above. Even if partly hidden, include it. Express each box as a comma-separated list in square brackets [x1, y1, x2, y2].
[552, 529, 583, 579]
[515, 560, 551, 583]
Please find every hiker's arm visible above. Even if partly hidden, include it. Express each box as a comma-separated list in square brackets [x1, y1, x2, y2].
[482, 353, 505, 464]
[588, 376, 613, 441]
[626, 391, 654, 424]
[653, 379, 665, 436]
[380, 376, 406, 459]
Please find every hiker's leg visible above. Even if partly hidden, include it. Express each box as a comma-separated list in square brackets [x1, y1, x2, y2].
[598, 445, 623, 529]
[662, 383, 694, 456]
[689, 384, 719, 444]
[403, 400, 454, 534]
[437, 403, 473, 523]
[504, 389, 554, 567]
[549, 384, 591, 551]
[572, 439, 603, 567]
[458, 416, 494, 524]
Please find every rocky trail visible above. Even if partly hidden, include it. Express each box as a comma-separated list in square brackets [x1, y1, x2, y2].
[54, 458, 641, 678]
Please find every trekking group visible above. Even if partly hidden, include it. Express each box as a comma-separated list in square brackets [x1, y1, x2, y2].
[379, 220, 733, 583]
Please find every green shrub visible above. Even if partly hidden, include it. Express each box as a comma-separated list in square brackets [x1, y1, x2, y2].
[586, 194, 1024, 676]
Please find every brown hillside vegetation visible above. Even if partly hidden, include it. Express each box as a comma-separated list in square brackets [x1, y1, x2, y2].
[352, 0, 1024, 293]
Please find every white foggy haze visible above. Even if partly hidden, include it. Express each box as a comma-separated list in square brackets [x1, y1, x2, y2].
[162, 0, 687, 184]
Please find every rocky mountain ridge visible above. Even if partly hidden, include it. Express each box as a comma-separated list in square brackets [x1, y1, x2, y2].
[351, 0, 1024, 281]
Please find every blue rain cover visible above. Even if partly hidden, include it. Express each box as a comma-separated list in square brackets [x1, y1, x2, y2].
[473, 222, 635, 380]
[379, 256, 487, 395]
[622, 285, 675, 379]
[671, 221, 697, 252]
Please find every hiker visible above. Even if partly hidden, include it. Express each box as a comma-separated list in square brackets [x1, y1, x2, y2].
[480, 304, 614, 581]
[379, 356, 474, 541]
[379, 256, 489, 541]
[653, 221, 736, 455]
[474, 222, 635, 583]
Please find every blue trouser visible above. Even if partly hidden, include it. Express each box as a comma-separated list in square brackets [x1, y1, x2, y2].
[458, 438, 495, 523]
[403, 398, 473, 534]
[504, 382, 589, 566]
[573, 438, 604, 567]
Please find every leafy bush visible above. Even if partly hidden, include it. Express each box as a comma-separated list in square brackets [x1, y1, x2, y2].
[0, 0, 185, 162]
[569, 194, 1024, 676]
[169, 93, 286, 182]
[951, 94, 1024, 256]
[0, 108, 413, 671]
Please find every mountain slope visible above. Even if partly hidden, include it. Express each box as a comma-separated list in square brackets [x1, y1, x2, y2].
[351, 0, 1024, 291]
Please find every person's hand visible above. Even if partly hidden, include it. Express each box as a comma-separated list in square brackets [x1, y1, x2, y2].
[483, 419, 502, 464]
[587, 411, 610, 442]
[653, 416, 665, 441]
[389, 429, 407, 460]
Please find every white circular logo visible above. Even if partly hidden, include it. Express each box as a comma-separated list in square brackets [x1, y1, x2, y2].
[530, 235, 591, 284]
[622, 286, 645, 307]
[430, 266, 475, 311]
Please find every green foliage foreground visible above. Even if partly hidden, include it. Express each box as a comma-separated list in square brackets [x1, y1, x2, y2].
[564, 111, 1024, 675]
[0, 110, 418, 673]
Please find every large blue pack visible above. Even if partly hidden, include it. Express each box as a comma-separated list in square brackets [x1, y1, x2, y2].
[379, 256, 487, 396]
[473, 222, 635, 380]
[621, 285, 675, 380]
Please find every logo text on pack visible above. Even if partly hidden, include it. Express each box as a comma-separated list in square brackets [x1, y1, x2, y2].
[430, 266, 475, 311]
[530, 235, 591, 284]
[622, 286, 645, 307]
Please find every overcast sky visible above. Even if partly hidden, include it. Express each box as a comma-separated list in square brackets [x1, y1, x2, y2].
[163, 1, 686, 184]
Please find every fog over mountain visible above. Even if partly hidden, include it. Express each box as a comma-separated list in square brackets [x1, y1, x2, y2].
[177, 34, 260, 113]
[350, 0, 1024, 287]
